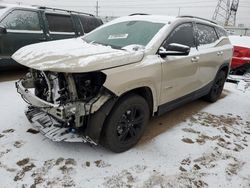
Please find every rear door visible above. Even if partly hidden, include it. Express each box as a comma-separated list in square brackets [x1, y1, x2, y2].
[194, 23, 223, 87]
[45, 13, 77, 40]
[0, 8, 45, 58]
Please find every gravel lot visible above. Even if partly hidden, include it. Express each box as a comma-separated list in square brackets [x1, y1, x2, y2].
[0, 71, 249, 188]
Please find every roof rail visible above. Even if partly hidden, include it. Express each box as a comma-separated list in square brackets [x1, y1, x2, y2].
[129, 13, 150, 16]
[178, 15, 218, 25]
[37, 6, 94, 17]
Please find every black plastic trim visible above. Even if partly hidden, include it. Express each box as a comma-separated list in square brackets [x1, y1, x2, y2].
[157, 81, 213, 116]
[84, 97, 117, 143]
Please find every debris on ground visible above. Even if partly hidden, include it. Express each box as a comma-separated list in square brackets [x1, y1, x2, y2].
[26, 129, 40, 134]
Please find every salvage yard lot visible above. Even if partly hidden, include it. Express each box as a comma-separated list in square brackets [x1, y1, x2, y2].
[0, 73, 249, 188]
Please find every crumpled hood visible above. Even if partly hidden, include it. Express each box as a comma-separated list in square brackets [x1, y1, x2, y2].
[12, 38, 144, 73]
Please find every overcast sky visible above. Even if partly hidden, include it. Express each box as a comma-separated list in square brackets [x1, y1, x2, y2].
[2, 0, 250, 26]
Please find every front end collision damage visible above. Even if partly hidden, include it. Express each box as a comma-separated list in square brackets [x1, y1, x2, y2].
[16, 70, 117, 144]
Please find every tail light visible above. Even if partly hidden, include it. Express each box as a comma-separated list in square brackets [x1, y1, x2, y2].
[233, 46, 250, 58]
[231, 46, 250, 69]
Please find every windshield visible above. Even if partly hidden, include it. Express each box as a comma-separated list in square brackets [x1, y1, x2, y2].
[83, 20, 165, 49]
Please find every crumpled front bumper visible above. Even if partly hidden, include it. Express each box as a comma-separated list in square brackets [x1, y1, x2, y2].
[25, 107, 97, 144]
[16, 77, 113, 144]
[15, 79, 68, 122]
[15, 78, 96, 144]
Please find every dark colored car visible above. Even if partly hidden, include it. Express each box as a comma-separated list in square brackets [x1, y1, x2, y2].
[0, 3, 103, 70]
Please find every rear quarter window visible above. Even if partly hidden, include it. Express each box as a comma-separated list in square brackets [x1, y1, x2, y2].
[46, 14, 74, 33]
[79, 15, 102, 33]
[215, 27, 228, 38]
[196, 23, 218, 46]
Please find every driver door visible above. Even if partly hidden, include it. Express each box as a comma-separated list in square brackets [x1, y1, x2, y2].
[160, 22, 200, 105]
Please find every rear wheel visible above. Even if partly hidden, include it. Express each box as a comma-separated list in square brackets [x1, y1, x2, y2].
[102, 94, 150, 153]
[203, 71, 226, 102]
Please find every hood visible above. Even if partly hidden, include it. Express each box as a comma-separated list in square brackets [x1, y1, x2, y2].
[12, 38, 144, 73]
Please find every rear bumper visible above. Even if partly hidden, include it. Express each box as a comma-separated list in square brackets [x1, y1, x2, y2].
[25, 107, 97, 144]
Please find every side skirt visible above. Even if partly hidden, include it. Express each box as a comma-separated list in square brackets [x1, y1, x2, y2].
[156, 81, 213, 116]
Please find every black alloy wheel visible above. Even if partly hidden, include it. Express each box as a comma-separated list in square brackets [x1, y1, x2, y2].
[116, 107, 145, 143]
[102, 94, 150, 153]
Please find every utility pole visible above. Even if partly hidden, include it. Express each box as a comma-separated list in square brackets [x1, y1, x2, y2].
[95, 1, 100, 17]
[178, 7, 181, 16]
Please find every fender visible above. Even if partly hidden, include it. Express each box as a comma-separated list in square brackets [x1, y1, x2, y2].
[84, 97, 117, 143]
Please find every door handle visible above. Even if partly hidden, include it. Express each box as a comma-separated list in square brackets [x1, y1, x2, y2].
[191, 56, 199, 63]
[217, 51, 223, 56]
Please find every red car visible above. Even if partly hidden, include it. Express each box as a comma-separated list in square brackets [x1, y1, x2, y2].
[229, 36, 250, 75]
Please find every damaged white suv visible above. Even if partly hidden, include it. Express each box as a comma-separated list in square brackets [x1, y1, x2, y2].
[14, 15, 232, 152]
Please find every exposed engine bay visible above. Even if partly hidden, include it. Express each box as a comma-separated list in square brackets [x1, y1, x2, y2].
[16, 69, 114, 144]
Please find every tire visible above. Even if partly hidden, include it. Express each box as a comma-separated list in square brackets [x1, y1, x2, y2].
[102, 94, 150, 153]
[203, 70, 226, 102]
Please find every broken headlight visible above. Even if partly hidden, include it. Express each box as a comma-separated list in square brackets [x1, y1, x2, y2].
[73, 72, 106, 101]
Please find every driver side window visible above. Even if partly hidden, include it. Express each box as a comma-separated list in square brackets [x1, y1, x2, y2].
[164, 23, 195, 48]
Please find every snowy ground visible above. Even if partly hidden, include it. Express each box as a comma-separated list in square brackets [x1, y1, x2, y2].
[0, 75, 249, 188]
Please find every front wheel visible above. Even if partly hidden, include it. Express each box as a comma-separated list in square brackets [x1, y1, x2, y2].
[203, 70, 226, 102]
[102, 94, 150, 153]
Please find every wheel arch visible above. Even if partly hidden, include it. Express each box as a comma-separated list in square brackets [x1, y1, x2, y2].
[118, 86, 154, 116]
[85, 86, 155, 144]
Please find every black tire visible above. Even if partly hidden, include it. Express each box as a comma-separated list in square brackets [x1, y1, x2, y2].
[203, 70, 226, 102]
[102, 94, 150, 153]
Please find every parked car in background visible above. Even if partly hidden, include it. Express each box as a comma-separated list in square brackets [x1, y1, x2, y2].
[0, 3, 103, 70]
[14, 15, 232, 152]
[229, 35, 250, 75]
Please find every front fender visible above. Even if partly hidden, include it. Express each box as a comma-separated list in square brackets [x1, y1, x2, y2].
[102, 55, 162, 113]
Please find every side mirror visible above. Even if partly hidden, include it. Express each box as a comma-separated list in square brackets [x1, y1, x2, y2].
[158, 43, 190, 58]
[0, 26, 7, 34]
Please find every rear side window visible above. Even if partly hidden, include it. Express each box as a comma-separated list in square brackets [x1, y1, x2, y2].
[79, 15, 102, 33]
[215, 27, 228, 38]
[164, 23, 195, 48]
[1, 10, 40, 30]
[46, 14, 74, 33]
[196, 24, 218, 46]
